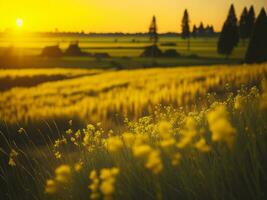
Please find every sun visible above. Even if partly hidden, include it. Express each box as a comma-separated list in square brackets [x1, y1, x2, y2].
[16, 18, 24, 28]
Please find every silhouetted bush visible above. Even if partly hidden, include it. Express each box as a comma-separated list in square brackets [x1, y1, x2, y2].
[160, 42, 177, 47]
[65, 43, 88, 56]
[187, 54, 199, 59]
[110, 61, 123, 70]
[163, 49, 181, 57]
[140, 45, 163, 57]
[41, 45, 63, 57]
[94, 53, 110, 58]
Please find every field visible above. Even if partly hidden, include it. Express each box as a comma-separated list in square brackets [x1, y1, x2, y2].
[0, 64, 266, 129]
[0, 63, 266, 199]
[0, 36, 267, 200]
[0, 35, 247, 69]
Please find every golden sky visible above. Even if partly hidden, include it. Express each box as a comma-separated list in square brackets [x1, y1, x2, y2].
[0, 0, 266, 33]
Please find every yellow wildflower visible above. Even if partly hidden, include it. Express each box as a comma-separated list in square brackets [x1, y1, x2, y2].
[100, 180, 115, 196]
[66, 129, 73, 135]
[99, 168, 120, 200]
[54, 151, 62, 159]
[8, 149, 18, 167]
[106, 136, 123, 153]
[122, 132, 135, 147]
[132, 144, 152, 158]
[171, 152, 182, 166]
[74, 161, 83, 172]
[158, 121, 172, 138]
[207, 104, 236, 147]
[17, 128, 25, 135]
[55, 165, 71, 184]
[145, 150, 163, 174]
[8, 158, 16, 167]
[194, 138, 211, 152]
[45, 179, 57, 194]
[176, 117, 197, 149]
[89, 170, 100, 200]
[160, 138, 176, 148]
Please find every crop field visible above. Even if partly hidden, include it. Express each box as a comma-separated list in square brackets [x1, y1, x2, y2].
[0, 64, 266, 129]
[0, 63, 266, 200]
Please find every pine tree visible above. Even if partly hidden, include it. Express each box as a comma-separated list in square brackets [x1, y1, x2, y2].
[198, 22, 205, 36]
[217, 4, 239, 57]
[149, 16, 158, 46]
[181, 9, 191, 51]
[247, 6, 256, 37]
[245, 8, 267, 63]
[239, 7, 249, 42]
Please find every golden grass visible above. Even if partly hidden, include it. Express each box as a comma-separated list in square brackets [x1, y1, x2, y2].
[0, 64, 266, 125]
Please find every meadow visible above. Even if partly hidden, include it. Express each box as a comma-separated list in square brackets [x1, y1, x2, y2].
[0, 64, 266, 129]
[0, 36, 267, 200]
[0, 35, 247, 69]
[0, 63, 266, 200]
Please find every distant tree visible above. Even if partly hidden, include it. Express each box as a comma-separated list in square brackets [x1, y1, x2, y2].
[192, 25, 197, 37]
[149, 16, 158, 45]
[210, 25, 215, 34]
[198, 22, 205, 36]
[247, 6, 256, 37]
[239, 7, 249, 43]
[217, 4, 239, 57]
[181, 9, 191, 51]
[145, 16, 162, 57]
[245, 8, 267, 63]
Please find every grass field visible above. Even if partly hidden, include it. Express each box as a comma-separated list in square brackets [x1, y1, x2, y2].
[0, 64, 266, 131]
[0, 34, 267, 200]
[0, 36, 248, 69]
[0, 63, 266, 200]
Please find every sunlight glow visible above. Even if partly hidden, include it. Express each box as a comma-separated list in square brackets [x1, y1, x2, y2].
[16, 18, 23, 28]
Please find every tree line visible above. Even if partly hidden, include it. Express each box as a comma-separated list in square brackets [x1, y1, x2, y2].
[217, 4, 267, 63]
[149, 4, 267, 63]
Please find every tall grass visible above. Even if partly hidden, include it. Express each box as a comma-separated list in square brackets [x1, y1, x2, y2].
[0, 81, 266, 200]
[1, 64, 266, 130]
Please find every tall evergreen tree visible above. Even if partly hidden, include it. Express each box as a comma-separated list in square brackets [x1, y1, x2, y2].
[149, 16, 158, 46]
[247, 6, 256, 37]
[239, 7, 249, 41]
[198, 22, 205, 35]
[245, 8, 267, 63]
[181, 9, 191, 50]
[217, 4, 239, 57]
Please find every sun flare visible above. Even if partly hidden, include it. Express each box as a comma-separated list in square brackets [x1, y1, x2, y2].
[16, 18, 23, 28]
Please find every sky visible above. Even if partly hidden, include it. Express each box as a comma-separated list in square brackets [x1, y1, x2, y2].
[0, 0, 266, 33]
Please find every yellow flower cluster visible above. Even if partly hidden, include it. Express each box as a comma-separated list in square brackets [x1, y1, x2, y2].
[17, 128, 26, 135]
[45, 164, 72, 194]
[83, 124, 104, 152]
[8, 149, 18, 167]
[106, 136, 123, 153]
[88, 168, 120, 200]
[207, 104, 236, 147]
[89, 170, 100, 200]
[176, 117, 198, 149]
[53, 137, 67, 159]
[158, 121, 176, 149]
[194, 138, 211, 152]
[131, 135, 163, 174]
